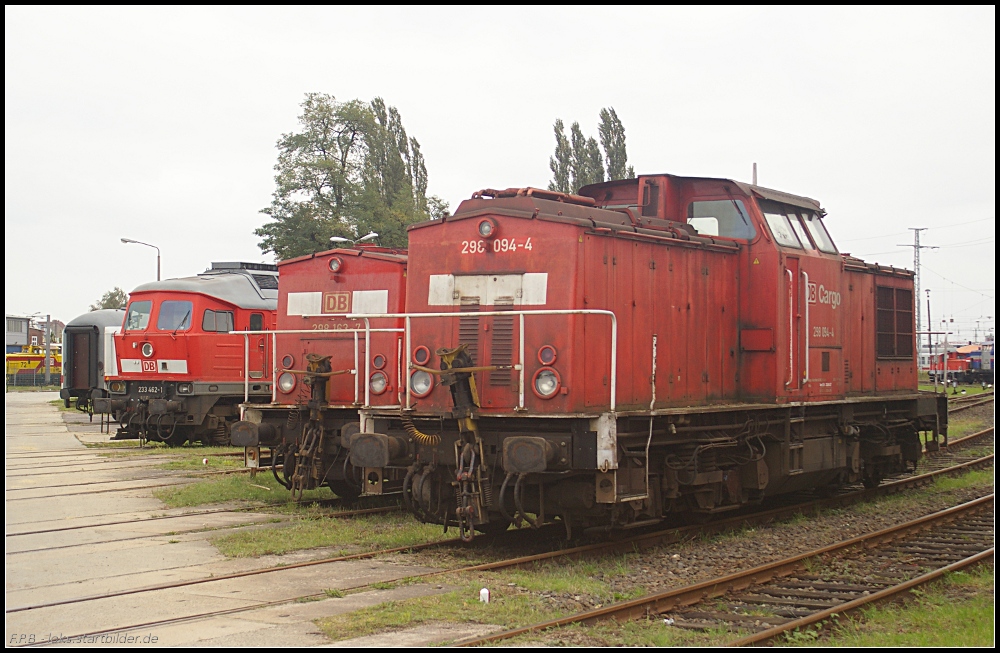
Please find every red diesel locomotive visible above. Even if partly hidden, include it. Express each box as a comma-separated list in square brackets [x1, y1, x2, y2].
[94, 262, 278, 445]
[351, 176, 947, 539]
[231, 246, 408, 498]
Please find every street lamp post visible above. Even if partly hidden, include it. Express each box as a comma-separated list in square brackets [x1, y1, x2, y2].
[26, 312, 53, 386]
[330, 232, 379, 247]
[121, 238, 161, 281]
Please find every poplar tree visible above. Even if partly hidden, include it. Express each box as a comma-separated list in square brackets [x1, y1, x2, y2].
[598, 107, 635, 181]
[548, 108, 635, 193]
[547, 119, 572, 193]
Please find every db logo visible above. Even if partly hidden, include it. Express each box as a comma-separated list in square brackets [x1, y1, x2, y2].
[807, 283, 841, 309]
[142, 360, 157, 372]
[323, 292, 352, 314]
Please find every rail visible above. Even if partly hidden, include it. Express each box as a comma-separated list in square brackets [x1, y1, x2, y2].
[231, 325, 404, 413]
[235, 308, 618, 413]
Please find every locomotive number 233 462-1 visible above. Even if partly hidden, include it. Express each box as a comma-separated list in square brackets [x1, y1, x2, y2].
[462, 238, 533, 254]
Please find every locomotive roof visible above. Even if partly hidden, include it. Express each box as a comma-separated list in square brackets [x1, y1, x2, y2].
[580, 174, 824, 213]
[130, 268, 278, 310]
[66, 309, 126, 329]
[429, 174, 825, 237]
[279, 246, 407, 267]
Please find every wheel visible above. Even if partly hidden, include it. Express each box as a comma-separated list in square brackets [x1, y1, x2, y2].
[862, 466, 883, 489]
[474, 519, 512, 536]
[328, 480, 361, 501]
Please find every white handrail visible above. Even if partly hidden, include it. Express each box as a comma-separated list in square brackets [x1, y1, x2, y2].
[786, 268, 794, 388]
[235, 308, 618, 412]
[232, 327, 403, 405]
[802, 270, 810, 384]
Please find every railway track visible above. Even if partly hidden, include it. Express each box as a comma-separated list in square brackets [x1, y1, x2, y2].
[453, 494, 994, 646]
[9, 442, 992, 646]
[5, 504, 401, 556]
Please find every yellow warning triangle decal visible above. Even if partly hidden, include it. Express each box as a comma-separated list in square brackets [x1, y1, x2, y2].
[753, 258, 760, 265]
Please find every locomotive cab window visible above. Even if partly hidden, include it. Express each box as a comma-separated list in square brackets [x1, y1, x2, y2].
[687, 200, 756, 239]
[202, 310, 234, 333]
[786, 211, 815, 250]
[124, 301, 152, 331]
[250, 313, 264, 331]
[157, 300, 193, 331]
[803, 212, 837, 253]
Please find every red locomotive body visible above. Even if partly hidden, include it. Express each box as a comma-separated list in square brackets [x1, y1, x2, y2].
[232, 247, 408, 498]
[358, 176, 947, 538]
[94, 262, 278, 445]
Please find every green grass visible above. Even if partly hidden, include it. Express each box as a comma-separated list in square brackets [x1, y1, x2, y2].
[6, 385, 61, 392]
[153, 472, 327, 508]
[313, 559, 646, 643]
[947, 417, 994, 440]
[211, 512, 443, 558]
[806, 565, 994, 647]
[158, 453, 245, 471]
[314, 577, 564, 643]
[931, 468, 994, 492]
[47, 398, 77, 412]
[919, 383, 992, 396]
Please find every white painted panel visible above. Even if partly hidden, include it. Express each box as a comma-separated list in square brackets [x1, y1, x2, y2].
[286, 292, 322, 316]
[592, 412, 618, 474]
[120, 359, 142, 373]
[485, 275, 522, 305]
[104, 328, 120, 377]
[453, 275, 487, 303]
[521, 273, 548, 305]
[352, 290, 389, 315]
[428, 273, 548, 306]
[427, 275, 455, 306]
[157, 359, 189, 374]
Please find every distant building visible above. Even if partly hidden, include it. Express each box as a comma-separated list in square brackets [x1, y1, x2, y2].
[6, 315, 30, 353]
[6, 315, 64, 353]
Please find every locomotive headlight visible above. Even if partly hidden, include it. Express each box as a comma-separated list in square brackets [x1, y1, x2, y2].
[532, 367, 560, 399]
[281, 354, 294, 370]
[369, 371, 388, 395]
[538, 345, 557, 365]
[109, 381, 126, 394]
[277, 372, 296, 394]
[478, 218, 497, 238]
[141, 342, 154, 358]
[372, 354, 386, 370]
[410, 370, 434, 397]
[177, 383, 193, 395]
[328, 257, 343, 273]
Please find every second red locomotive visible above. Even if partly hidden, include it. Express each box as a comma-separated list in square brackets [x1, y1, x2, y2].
[231, 246, 408, 498]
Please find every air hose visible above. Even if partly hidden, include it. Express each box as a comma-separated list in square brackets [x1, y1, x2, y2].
[401, 415, 442, 445]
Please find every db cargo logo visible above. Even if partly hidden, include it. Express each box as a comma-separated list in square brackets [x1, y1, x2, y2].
[807, 283, 841, 309]
[323, 292, 352, 314]
[141, 360, 157, 372]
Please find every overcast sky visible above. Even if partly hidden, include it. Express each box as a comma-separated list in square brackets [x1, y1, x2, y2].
[5, 6, 995, 341]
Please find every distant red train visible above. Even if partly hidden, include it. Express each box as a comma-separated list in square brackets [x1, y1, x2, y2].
[231, 247, 408, 498]
[342, 175, 948, 539]
[94, 262, 278, 445]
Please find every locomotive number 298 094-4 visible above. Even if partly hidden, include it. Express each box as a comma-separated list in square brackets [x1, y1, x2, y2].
[461, 238, 533, 254]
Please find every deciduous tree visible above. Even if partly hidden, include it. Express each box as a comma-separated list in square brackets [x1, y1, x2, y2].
[256, 94, 446, 259]
[90, 287, 127, 311]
